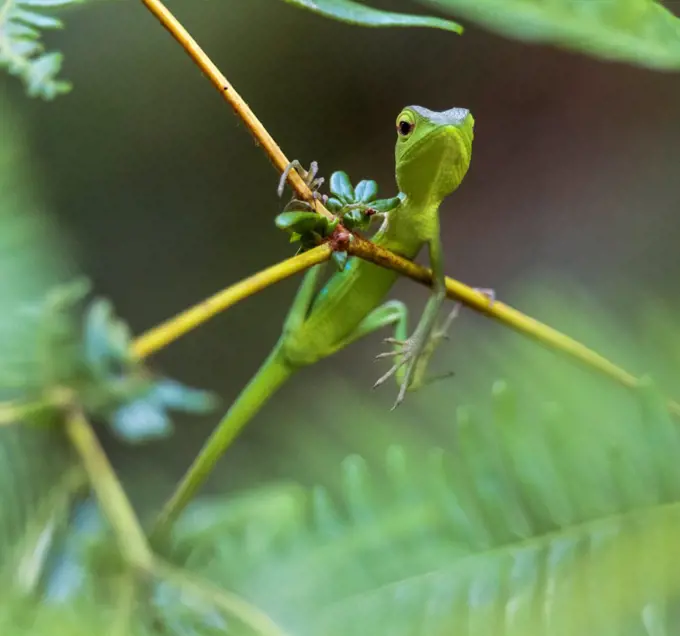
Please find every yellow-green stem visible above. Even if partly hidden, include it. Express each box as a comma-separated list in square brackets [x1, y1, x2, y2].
[65, 408, 154, 569]
[133, 244, 331, 359]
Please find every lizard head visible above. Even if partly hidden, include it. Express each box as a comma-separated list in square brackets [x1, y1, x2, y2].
[394, 105, 474, 204]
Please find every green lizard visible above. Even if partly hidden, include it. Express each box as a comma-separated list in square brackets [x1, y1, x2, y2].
[155, 105, 475, 530]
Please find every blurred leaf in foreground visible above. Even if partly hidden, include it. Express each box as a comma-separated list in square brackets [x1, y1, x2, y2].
[421, 0, 680, 69]
[279, 0, 462, 32]
[160, 281, 680, 635]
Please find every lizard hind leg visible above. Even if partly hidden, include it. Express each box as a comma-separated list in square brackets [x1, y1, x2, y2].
[373, 301, 463, 409]
[321, 299, 455, 406]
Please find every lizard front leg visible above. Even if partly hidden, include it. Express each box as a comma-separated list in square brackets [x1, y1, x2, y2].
[277, 159, 326, 207]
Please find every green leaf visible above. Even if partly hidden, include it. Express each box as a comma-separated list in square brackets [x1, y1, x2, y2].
[369, 196, 401, 212]
[354, 180, 379, 203]
[326, 197, 344, 213]
[329, 171, 355, 203]
[275, 211, 326, 234]
[11, 8, 62, 29]
[281, 0, 463, 33]
[0, 419, 86, 597]
[420, 0, 680, 70]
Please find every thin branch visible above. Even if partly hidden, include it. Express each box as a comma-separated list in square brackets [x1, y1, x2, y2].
[140, 0, 332, 219]
[66, 409, 286, 634]
[132, 243, 332, 359]
[65, 407, 154, 570]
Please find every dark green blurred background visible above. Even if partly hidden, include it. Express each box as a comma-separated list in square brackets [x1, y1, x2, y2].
[2, 0, 680, 511]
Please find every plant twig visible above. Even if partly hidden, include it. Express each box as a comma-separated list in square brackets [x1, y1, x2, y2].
[132, 243, 332, 359]
[64, 407, 154, 570]
[140, 0, 332, 218]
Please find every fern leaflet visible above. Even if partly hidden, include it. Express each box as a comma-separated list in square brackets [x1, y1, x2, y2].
[0, 0, 83, 99]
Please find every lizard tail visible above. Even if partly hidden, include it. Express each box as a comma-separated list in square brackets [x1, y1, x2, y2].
[153, 341, 295, 533]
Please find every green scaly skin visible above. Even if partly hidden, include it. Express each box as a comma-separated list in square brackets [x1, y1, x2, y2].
[154, 106, 475, 533]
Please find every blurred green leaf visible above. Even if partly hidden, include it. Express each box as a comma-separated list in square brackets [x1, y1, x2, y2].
[155, 285, 680, 635]
[0, 94, 93, 630]
[420, 0, 680, 69]
[23, 289, 219, 443]
[0, 0, 87, 99]
[280, 0, 463, 33]
[8, 282, 680, 635]
[0, 422, 86, 597]
[164, 377, 680, 635]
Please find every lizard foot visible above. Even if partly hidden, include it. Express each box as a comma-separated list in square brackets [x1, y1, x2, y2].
[372, 336, 425, 410]
[277, 159, 326, 200]
[474, 287, 496, 307]
[373, 302, 464, 409]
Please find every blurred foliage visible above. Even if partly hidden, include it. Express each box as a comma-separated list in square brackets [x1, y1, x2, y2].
[286, 0, 680, 70]
[0, 92, 88, 625]
[0, 97, 217, 631]
[4, 280, 218, 440]
[6, 0, 680, 98]
[11, 301, 680, 634]
[279, 0, 463, 32]
[0, 97, 73, 395]
[150, 288, 680, 635]
[0, 0, 86, 99]
[421, 0, 680, 69]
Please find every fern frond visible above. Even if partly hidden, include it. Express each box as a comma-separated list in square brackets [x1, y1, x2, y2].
[164, 336, 680, 635]
[0, 420, 86, 596]
[0, 0, 83, 99]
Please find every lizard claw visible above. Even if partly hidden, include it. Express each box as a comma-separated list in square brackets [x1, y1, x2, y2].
[374, 350, 399, 360]
[383, 337, 406, 346]
[391, 378, 410, 411]
[372, 337, 422, 410]
[372, 356, 408, 390]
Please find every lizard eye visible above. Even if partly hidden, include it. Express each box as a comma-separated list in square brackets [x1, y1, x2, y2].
[397, 119, 414, 136]
[395, 109, 416, 138]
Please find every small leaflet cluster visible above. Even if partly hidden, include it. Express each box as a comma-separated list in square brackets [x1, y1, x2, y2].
[16, 281, 217, 442]
[275, 170, 401, 270]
